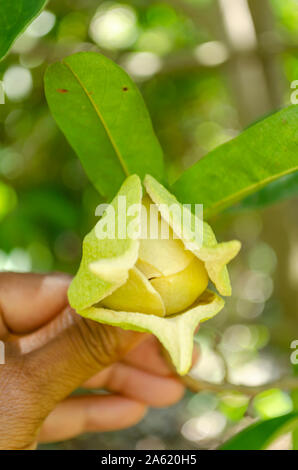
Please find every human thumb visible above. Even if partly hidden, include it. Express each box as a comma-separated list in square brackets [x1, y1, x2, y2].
[1, 307, 144, 449]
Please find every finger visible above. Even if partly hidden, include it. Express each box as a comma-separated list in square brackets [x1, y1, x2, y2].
[0, 272, 71, 335]
[123, 336, 173, 376]
[38, 395, 147, 443]
[19, 307, 145, 414]
[83, 363, 185, 408]
[2, 307, 145, 449]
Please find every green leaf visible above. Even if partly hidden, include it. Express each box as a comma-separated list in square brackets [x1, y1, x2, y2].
[44, 52, 164, 200]
[238, 172, 298, 210]
[220, 413, 298, 450]
[0, 0, 47, 61]
[172, 106, 298, 218]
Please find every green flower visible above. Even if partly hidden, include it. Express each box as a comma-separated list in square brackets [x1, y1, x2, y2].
[68, 175, 240, 374]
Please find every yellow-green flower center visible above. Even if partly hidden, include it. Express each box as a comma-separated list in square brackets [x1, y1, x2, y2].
[102, 196, 209, 316]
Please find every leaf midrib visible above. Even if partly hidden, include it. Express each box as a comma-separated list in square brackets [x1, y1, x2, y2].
[205, 165, 298, 217]
[63, 58, 130, 178]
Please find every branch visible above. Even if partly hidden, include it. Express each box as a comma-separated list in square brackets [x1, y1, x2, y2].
[182, 374, 298, 396]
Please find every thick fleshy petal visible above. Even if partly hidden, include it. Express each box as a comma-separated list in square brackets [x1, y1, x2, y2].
[68, 175, 142, 311]
[68, 174, 239, 375]
[101, 267, 166, 317]
[144, 175, 241, 296]
[138, 196, 194, 277]
[81, 290, 224, 375]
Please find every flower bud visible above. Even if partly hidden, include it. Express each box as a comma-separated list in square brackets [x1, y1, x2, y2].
[102, 196, 209, 316]
[68, 174, 241, 374]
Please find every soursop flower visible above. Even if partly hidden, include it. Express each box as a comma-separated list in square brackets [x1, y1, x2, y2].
[68, 175, 240, 375]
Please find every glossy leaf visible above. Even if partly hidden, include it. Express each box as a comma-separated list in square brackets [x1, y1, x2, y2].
[172, 106, 298, 218]
[44, 52, 164, 200]
[238, 172, 298, 210]
[0, 0, 47, 60]
[220, 412, 298, 450]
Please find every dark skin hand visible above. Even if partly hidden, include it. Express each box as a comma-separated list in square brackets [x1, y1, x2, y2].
[0, 272, 186, 450]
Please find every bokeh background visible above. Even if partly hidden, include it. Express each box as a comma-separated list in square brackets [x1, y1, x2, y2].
[0, 0, 298, 450]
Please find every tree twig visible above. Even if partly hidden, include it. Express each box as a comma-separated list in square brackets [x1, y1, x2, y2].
[182, 374, 298, 396]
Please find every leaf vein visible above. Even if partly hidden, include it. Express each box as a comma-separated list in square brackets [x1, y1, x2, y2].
[62, 58, 130, 178]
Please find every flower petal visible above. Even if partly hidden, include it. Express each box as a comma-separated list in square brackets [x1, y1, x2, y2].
[81, 290, 224, 375]
[101, 267, 166, 317]
[68, 175, 142, 311]
[144, 175, 241, 296]
[68, 174, 239, 375]
[139, 195, 194, 276]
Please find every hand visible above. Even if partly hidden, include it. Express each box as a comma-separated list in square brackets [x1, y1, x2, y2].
[0, 272, 185, 450]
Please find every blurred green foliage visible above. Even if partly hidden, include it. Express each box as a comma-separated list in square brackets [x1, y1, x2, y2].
[0, 0, 298, 451]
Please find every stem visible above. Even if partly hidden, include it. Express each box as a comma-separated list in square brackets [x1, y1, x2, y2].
[182, 375, 298, 396]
